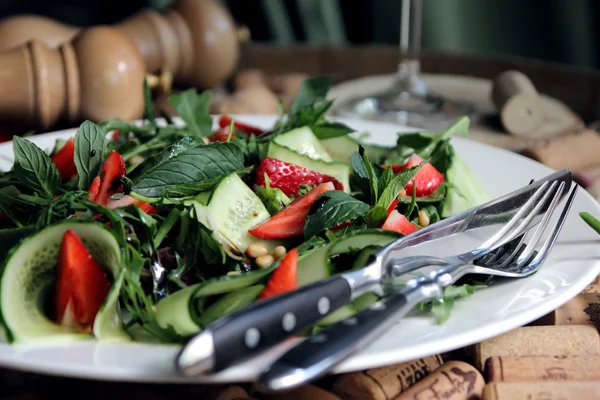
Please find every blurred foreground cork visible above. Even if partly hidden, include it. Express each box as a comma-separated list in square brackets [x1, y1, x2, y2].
[332, 355, 444, 400]
[529, 290, 600, 329]
[485, 355, 600, 382]
[482, 381, 600, 400]
[472, 325, 600, 371]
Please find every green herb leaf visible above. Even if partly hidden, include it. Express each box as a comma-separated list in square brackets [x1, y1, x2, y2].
[167, 89, 212, 137]
[255, 174, 291, 215]
[377, 161, 425, 212]
[143, 78, 155, 124]
[73, 120, 109, 190]
[350, 147, 383, 205]
[581, 212, 600, 235]
[131, 142, 245, 199]
[365, 206, 388, 228]
[304, 191, 370, 238]
[12, 136, 61, 198]
[289, 76, 333, 120]
[311, 121, 355, 140]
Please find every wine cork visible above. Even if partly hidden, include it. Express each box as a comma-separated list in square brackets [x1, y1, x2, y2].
[583, 283, 600, 293]
[594, 275, 600, 285]
[482, 381, 600, 400]
[218, 85, 280, 115]
[393, 361, 484, 400]
[234, 69, 268, 90]
[491, 70, 544, 136]
[332, 355, 444, 400]
[259, 384, 341, 400]
[213, 385, 251, 400]
[473, 325, 600, 371]
[485, 355, 600, 382]
[520, 128, 600, 172]
[528, 292, 600, 328]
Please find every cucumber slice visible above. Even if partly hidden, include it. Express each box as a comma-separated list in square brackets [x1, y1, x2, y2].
[196, 284, 264, 327]
[296, 229, 401, 288]
[321, 136, 396, 164]
[267, 142, 351, 193]
[0, 221, 128, 344]
[155, 263, 277, 336]
[186, 173, 281, 253]
[274, 126, 333, 162]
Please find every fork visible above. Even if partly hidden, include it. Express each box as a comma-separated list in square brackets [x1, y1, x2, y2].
[260, 181, 578, 391]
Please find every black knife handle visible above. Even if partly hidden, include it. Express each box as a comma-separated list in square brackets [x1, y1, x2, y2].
[207, 275, 352, 372]
[259, 285, 430, 390]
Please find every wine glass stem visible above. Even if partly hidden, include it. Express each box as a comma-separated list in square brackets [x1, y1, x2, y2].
[397, 0, 424, 92]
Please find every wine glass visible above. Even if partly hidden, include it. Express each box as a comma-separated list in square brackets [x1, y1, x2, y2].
[333, 0, 477, 131]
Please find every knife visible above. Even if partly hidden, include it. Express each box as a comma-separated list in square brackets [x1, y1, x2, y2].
[176, 168, 572, 376]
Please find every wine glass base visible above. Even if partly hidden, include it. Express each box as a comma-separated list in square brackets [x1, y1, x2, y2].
[333, 90, 479, 131]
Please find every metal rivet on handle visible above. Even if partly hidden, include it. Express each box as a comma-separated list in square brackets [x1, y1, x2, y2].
[317, 297, 330, 315]
[282, 312, 296, 332]
[244, 328, 260, 348]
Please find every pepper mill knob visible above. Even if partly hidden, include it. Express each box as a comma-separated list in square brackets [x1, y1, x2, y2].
[0, 27, 146, 130]
[0, 0, 242, 88]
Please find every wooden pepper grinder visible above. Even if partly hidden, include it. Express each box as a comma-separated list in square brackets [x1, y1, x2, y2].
[0, 0, 245, 88]
[0, 26, 146, 130]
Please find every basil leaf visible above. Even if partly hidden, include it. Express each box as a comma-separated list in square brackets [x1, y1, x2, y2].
[304, 191, 370, 238]
[377, 161, 425, 212]
[311, 121, 355, 140]
[74, 120, 108, 190]
[131, 142, 245, 199]
[289, 76, 333, 119]
[365, 206, 388, 228]
[12, 136, 61, 198]
[167, 89, 212, 137]
[350, 147, 383, 205]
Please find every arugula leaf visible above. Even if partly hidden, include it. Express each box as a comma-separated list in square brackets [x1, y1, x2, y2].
[377, 161, 425, 212]
[73, 120, 109, 190]
[429, 283, 486, 323]
[255, 174, 291, 214]
[131, 142, 245, 199]
[167, 89, 212, 137]
[12, 136, 61, 198]
[304, 191, 370, 238]
[0, 186, 37, 227]
[154, 208, 181, 248]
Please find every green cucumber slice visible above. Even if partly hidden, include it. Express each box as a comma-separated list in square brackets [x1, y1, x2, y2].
[155, 263, 277, 336]
[296, 229, 401, 288]
[185, 173, 281, 253]
[0, 221, 128, 344]
[274, 126, 333, 162]
[196, 284, 264, 327]
[321, 136, 397, 164]
[267, 142, 351, 193]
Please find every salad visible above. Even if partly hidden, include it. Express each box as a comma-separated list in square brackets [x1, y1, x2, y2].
[0, 76, 490, 345]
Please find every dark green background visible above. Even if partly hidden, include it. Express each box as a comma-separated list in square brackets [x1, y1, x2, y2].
[1, 0, 598, 68]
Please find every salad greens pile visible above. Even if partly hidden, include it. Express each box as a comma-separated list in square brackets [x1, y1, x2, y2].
[0, 76, 490, 345]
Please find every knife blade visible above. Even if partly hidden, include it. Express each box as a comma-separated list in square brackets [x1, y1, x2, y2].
[175, 168, 572, 377]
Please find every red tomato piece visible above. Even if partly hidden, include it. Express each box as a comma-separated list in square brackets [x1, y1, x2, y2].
[258, 248, 298, 300]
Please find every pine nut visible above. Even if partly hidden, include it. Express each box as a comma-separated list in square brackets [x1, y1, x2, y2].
[418, 209, 430, 227]
[255, 254, 275, 268]
[246, 243, 268, 259]
[398, 189, 407, 197]
[227, 271, 241, 276]
[273, 246, 287, 259]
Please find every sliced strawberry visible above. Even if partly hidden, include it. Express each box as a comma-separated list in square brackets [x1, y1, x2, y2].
[218, 115, 264, 135]
[111, 130, 121, 141]
[88, 176, 101, 202]
[93, 151, 127, 206]
[258, 248, 298, 300]
[52, 137, 77, 180]
[389, 154, 445, 197]
[249, 182, 335, 239]
[106, 194, 157, 214]
[208, 126, 234, 142]
[255, 157, 344, 196]
[381, 210, 419, 235]
[54, 230, 112, 330]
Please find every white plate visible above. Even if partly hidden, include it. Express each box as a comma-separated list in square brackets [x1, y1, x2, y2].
[0, 115, 599, 384]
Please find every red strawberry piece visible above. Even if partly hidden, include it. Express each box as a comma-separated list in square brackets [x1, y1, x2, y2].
[381, 210, 419, 235]
[218, 115, 265, 135]
[255, 157, 344, 196]
[88, 176, 101, 202]
[248, 182, 335, 239]
[54, 230, 112, 330]
[208, 126, 234, 142]
[389, 154, 445, 197]
[106, 194, 158, 215]
[258, 248, 298, 300]
[52, 137, 78, 180]
[92, 151, 127, 206]
[387, 199, 399, 215]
